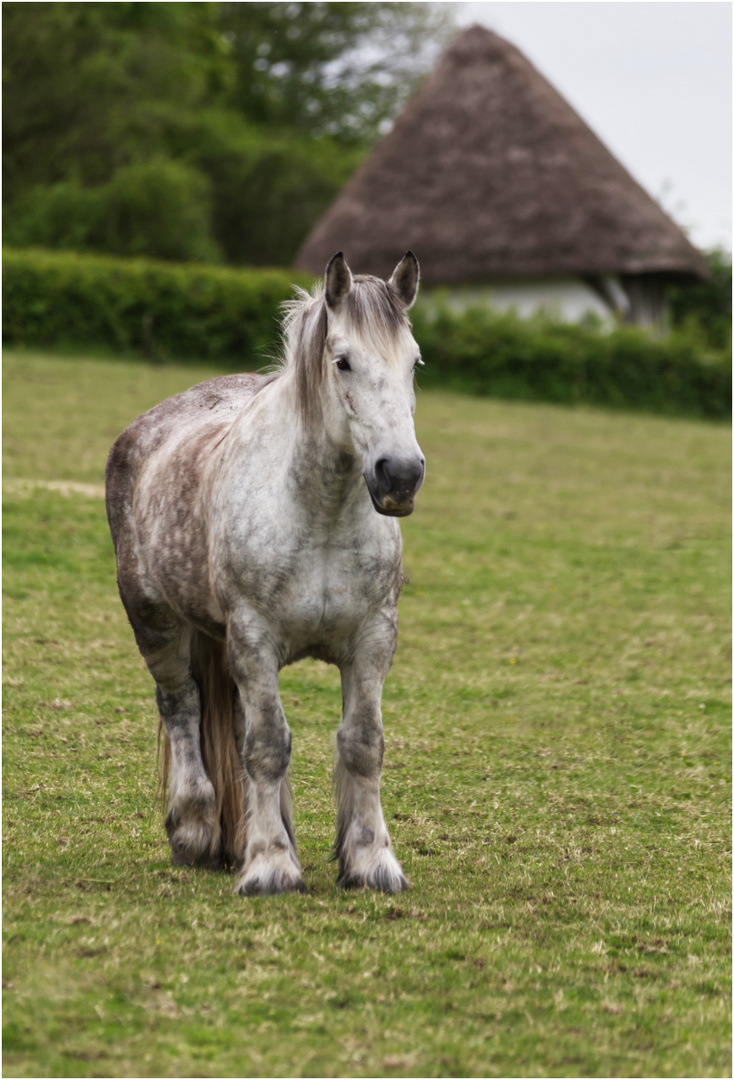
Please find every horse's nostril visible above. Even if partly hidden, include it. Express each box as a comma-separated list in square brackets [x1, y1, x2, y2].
[374, 458, 392, 493]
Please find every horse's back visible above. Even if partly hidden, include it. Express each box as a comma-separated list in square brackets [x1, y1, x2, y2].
[108, 373, 273, 476]
[105, 373, 274, 530]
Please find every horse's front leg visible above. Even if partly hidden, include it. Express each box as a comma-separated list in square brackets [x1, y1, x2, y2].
[335, 623, 408, 893]
[228, 616, 305, 896]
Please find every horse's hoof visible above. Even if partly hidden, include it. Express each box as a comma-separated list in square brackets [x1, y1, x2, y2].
[234, 850, 305, 897]
[171, 847, 224, 872]
[338, 869, 410, 894]
[338, 845, 409, 893]
[166, 803, 222, 870]
[235, 875, 307, 897]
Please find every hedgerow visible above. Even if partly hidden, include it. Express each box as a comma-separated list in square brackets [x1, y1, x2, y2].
[3, 247, 730, 419]
[2, 248, 311, 362]
[411, 305, 731, 420]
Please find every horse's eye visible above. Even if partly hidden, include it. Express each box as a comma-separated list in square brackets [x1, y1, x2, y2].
[413, 357, 424, 371]
[335, 357, 351, 372]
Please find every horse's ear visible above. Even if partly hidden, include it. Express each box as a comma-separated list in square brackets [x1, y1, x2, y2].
[388, 251, 420, 309]
[325, 252, 353, 312]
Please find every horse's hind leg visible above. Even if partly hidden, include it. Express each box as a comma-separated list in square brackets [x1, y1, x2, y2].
[156, 654, 222, 869]
[334, 626, 408, 893]
[108, 458, 222, 869]
[131, 606, 222, 869]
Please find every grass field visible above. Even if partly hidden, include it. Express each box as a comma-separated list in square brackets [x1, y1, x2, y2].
[3, 349, 731, 1078]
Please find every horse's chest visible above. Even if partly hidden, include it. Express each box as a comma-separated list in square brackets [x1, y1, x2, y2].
[300, 552, 381, 621]
[239, 539, 400, 648]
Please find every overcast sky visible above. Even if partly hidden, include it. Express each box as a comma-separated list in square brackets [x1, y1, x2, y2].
[454, 1, 732, 252]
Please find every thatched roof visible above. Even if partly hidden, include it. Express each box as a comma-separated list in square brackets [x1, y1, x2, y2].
[296, 25, 708, 285]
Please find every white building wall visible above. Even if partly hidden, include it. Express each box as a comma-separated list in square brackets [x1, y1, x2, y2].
[424, 278, 613, 323]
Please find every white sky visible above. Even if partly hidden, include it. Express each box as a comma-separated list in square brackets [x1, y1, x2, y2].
[453, 1, 732, 252]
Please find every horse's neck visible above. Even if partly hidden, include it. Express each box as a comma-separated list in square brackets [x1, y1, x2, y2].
[290, 424, 365, 523]
[230, 374, 366, 524]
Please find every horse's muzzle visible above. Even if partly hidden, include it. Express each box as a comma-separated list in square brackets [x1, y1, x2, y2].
[365, 455, 425, 517]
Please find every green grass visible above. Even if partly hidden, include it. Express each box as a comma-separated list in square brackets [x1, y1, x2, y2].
[3, 349, 731, 1078]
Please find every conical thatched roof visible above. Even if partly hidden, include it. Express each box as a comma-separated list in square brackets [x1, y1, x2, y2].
[296, 25, 708, 285]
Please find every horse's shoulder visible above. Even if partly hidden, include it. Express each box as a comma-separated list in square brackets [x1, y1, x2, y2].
[183, 373, 277, 414]
[109, 371, 278, 494]
[110, 373, 277, 462]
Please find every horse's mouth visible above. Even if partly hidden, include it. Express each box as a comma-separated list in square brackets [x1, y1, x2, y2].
[366, 488, 416, 517]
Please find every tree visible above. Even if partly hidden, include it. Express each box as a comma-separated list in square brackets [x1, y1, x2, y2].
[218, 2, 453, 142]
[2, 3, 229, 203]
[2, 2, 455, 265]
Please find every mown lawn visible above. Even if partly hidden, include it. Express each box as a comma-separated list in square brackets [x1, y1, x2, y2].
[3, 350, 731, 1078]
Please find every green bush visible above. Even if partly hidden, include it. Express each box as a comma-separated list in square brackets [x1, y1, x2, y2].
[3, 247, 730, 420]
[411, 304, 731, 421]
[3, 182, 101, 253]
[3, 122, 361, 268]
[166, 111, 363, 266]
[2, 247, 312, 362]
[668, 248, 732, 352]
[4, 160, 221, 264]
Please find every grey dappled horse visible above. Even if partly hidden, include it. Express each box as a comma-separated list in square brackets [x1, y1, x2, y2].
[105, 252, 425, 896]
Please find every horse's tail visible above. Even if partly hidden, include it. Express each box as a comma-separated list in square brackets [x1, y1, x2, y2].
[158, 631, 245, 867]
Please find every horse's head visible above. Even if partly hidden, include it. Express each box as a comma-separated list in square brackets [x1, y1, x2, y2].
[321, 251, 425, 517]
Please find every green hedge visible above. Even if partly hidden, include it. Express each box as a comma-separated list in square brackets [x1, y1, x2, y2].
[412, 306, 731, 421]
[3, 247, 730, 420]
[2, 248, 311, 362]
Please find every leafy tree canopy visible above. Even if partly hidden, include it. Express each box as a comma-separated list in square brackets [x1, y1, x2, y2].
[2, 2, 453, 265]
[3, 2, 229, 199]
[219, 1, 452, 141]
